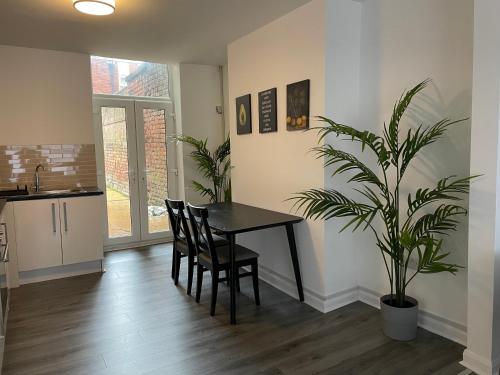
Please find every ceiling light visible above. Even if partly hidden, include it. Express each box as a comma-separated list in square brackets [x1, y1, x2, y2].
[73, 0, 115, 16]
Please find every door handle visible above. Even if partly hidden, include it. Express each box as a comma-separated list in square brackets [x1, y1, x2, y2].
[51, 203, 56, 233]
[63, 202, 68, 232]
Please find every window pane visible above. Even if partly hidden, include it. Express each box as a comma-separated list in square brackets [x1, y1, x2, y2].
[142, 108, 169, 234]
[91, 56, 169, 98]
[101, 107, 133, 238]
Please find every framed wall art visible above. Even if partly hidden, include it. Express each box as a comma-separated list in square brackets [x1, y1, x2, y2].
[286, 79, 310, 131]
[236, 94, 252, 135]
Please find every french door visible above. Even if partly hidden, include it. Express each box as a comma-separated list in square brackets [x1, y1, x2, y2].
[93, 97, 177, 247]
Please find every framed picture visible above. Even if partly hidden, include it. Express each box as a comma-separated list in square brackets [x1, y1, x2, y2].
[236, 94, 252, 135]
[258, 88, 277, 133]
[286, 79, 310, 131]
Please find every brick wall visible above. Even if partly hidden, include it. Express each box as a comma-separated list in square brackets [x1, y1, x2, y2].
[143, 109, 168, 207]
[91, 57, 119, 95]
[102, 107, 130, 195]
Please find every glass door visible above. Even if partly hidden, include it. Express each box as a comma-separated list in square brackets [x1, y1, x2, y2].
[94, 97, 176, 247]
[94, 98, 141, 246]
[135, 101, 175, 240]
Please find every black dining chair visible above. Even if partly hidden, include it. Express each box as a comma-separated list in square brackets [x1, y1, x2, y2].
[165, 198, 197, 295]
[187, 203, 260, 316]
[165, 198, 229, 295]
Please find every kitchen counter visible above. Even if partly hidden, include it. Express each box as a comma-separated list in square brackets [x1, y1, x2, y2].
[4, 187, 103, 202]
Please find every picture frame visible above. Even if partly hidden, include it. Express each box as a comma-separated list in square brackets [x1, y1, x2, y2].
[236, 94, 252, 135]
[286, 79, 310, 131]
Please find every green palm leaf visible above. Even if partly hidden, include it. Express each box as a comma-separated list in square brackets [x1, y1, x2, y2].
[409, 204, 467, 237]
[406, 175, 474, 217]
[400, 118, 467, 177]
[384, 79, 431, 164]
[290, 189, 377, 232]
[315, 117, 391, 169]
[314, 145, 384, 190]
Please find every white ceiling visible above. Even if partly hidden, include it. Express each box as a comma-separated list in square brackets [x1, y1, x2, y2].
[0, 0, 312, 65]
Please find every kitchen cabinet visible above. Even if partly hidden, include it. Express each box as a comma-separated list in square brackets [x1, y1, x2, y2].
[14, 199, 62, 272]
[14, 196, 103, 272]
[60, 196, 103, 265]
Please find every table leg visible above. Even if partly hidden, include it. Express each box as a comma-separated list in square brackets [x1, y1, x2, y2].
[226, 233, 237, 324]
[286, 223, 304, 302]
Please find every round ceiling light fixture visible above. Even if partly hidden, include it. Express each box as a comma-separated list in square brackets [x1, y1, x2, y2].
[73, 0, 115, 16]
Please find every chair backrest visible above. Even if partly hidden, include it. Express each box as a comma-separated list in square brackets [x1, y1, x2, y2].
[187, 204, 219, 267]
[165, 198, 193, 248]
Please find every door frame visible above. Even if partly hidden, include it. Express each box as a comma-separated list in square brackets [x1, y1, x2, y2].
[93, 95, 177, 248]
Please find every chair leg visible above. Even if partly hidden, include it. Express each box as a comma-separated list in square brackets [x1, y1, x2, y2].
[174, 251, 181, 286]
[187, 253, 194, 295]
[171, 244, 176, 279]
[196, 264, 203, 303]
[236, 267, 240, 292]
[210, 270, 219, 316]
[251, 263, 260, 306]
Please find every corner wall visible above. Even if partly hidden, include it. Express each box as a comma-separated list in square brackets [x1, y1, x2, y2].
[357, 0, 473, 344]
[228, 0, 328, 303]
[462, 0, 500, 373]
[176, 64, 225, 204]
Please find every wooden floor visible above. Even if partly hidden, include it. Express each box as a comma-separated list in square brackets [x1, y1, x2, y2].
[3, 244, 468, 375]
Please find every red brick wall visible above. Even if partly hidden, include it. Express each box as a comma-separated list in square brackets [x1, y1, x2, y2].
[102, 107, 130, 195]
[91, 57, 119, 95]
[143, 109, 168, 206]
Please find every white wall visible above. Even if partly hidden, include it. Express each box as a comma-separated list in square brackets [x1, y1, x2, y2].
[462, 0, 500, 373]
[323, 0, 364, 303]
[0, 45, 94, 145]
[356, 0, 473, 344]
[228, 0, 328, 301]
[177, 63, 225, 204]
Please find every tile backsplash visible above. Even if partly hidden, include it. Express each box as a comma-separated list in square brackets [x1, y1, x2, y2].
[0, 144, 97, 191]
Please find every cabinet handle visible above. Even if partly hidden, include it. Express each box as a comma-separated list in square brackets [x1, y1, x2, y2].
[51, 203, 56, 233]
[2, 244, 8, 263]
[63, 202, 68, 232]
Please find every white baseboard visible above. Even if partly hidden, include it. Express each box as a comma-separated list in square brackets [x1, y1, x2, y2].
[256, 266, 467, 346]
[19, 260, 103, 285]
[461, 349, 500, 375]
[257, 264, 358, 313]
[358, 287, 467, 346]
[104, 238, 172, 252]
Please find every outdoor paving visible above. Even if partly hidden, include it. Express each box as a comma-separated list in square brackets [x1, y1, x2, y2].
[106, 188, 169, 238]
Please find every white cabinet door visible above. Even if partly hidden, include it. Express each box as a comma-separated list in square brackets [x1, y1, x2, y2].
[60, 196, 103, 265]
[14, 199, 62, 272]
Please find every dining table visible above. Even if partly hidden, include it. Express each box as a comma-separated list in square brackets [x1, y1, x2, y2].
[202, 202, 304, 324]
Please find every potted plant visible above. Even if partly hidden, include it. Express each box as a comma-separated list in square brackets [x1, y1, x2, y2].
[175, 135, 231, 203]
[291, 80, 475, 341]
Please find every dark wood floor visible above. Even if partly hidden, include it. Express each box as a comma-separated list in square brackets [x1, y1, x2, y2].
[3, 244, 468, 375]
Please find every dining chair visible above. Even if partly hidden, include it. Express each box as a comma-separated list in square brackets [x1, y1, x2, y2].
[165, 198, 197, 295]
[187, 203, 260, 316]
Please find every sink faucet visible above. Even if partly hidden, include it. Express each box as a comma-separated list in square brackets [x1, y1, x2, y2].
[34, 164, 45, 192]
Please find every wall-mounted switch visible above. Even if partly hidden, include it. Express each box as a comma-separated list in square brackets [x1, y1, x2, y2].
[216, 106, 223, 115]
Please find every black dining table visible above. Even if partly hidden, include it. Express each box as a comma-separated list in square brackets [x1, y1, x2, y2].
[202, 202, 304, 324]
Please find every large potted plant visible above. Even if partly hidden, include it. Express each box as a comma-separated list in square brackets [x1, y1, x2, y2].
[291, 80, 474, 341]
[175, 135, 231, 203]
